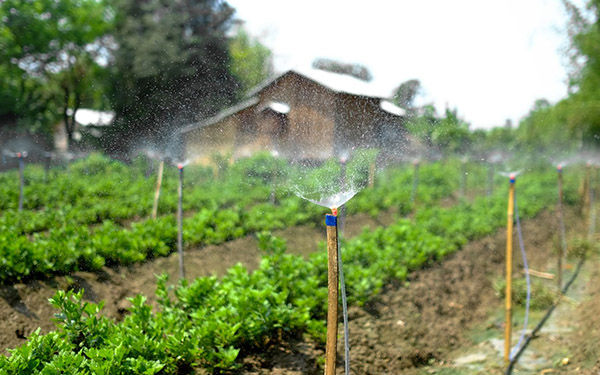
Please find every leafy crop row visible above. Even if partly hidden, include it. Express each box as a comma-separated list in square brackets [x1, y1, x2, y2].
[0, 155, 466, 283]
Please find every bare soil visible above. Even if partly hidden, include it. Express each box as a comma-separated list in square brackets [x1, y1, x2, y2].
[562, 256, 600, 374]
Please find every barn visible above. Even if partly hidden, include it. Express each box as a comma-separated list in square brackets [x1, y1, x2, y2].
[180, 68, 409, 164]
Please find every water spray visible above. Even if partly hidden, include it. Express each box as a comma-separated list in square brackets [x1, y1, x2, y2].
[177, 162, 186, 280]
[556, 164, 567, 290]
[503, 172, 515, 366]
[152, 160, 165, 220]
[325, 210, 339, 375]
[338, 153, 349, 231]
[487, 152, 505, 197]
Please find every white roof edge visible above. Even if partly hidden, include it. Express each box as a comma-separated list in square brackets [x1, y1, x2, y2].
[380, 100, 406, 117]
[246, 68, 393, 99]
[179, 97, 259, 134]
[73, 108, 115, 127]
[266, 101, 290, 114]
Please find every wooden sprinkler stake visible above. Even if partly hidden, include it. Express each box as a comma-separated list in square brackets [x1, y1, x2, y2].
[325, 212, 339, 375]
[588, 166, 597, 242]
[582, 163, 591, 216]
[368, 162, 376, 188]
[504, 174, 515, 366]
[44, 152, 52, 183]
[151, 160, 164, 220]
[461, 160, 467, 199]
[488, 163, 495, 197]
[177, 164, 186, 280]
[411, 160, 420, 206]
[17, 152, 25, 212]
[557, 165, 567, 290]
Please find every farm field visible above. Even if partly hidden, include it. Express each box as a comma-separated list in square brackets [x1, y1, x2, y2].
[5, 0, 600, 374]
[0, 153, 595, 374]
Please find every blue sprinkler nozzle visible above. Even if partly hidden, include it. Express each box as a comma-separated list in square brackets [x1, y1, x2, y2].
[325, 214, 337, 227]
[510, 173, 516, 184]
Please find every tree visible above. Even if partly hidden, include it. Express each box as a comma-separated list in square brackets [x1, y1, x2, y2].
[312, 58, 372, 81]
[0, 0, 112, 143]
[560, 0, 600, 147]
[430, 108, 472, 155]
[393, 79, 421, 111]
[107, 0, 240, 153]
[229, 25, 273, 94]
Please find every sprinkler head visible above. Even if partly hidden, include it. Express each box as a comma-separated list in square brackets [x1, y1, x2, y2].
[557, 164, 563, 172]
[509, 173, 516, 184]
[177, 163, 184, 170]
[331, 207, 338, 216]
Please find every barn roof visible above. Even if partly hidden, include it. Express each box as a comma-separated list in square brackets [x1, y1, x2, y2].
[247, 68, 393, 99]
[180, 97, 259, 134]
[180, 69, 403, 135]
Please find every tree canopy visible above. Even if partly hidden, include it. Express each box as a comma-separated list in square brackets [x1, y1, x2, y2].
[0, 0, 112, 138]
[105, 0, 241, 153]
[1, 0, 274, 154]
[229, 25, 273, 95]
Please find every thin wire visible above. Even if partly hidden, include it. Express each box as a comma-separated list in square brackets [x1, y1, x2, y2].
[510, 189, 531, 360]
[338, 209, 350, 375]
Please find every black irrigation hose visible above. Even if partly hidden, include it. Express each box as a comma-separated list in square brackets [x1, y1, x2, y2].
[505, 256, 586, 375]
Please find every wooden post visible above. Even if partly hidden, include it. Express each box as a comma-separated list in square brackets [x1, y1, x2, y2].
[411, 161, 420, 206]
[44, 153, 51, 183]
[177, 164, 185, 280]
[588, 166, 597, 242]
[151, 161, 164, 219]
[557, 166, 566, 290]
[582, 164, 590, 216]
[18, 154, 24, 212]
[368, 162, 375, 188]
[504, 175, 515, 366]
[488, 163, 495, 197]
[325, 214, 339, 375]
[461, 160, 467, 199]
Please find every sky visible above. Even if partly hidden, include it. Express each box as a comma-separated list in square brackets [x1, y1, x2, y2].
[227, 0, 571, 129]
